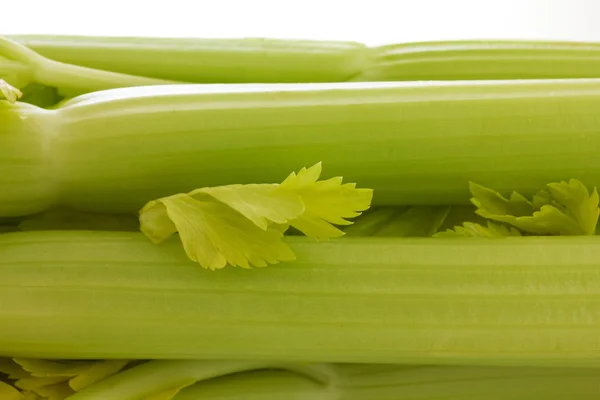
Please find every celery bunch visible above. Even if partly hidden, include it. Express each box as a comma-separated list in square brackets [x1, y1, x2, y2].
[4, 34, 600, 400]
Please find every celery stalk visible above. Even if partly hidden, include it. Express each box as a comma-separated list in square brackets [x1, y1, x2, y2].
[3, 231, 600, 366]
[66, 360, 268, 400]
[47, 80, 600, 214]
[0, 36, 176, 97]
[66, 360, 336, 400]
[0, 102, 56, 216]
[8, 35, 369, 84]
[7, 80, 600, 216]
[356, 40, 600, 81]
[90, 362, 600, 400]
[175, 370, 330, 400]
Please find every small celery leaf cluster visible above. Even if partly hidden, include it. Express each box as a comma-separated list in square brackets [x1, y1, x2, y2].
[139, 163, 373, 269]
[436, 179, 599, 237]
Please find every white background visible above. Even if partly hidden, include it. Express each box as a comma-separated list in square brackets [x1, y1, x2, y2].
[3, 0, 600, 45]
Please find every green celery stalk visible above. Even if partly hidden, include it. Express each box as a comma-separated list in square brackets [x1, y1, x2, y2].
[0, 102, 56, 216]
[65, 360, 335, 400]
[8, 35, 370, 84]
[175, 370, 330, 400]
[0, 36, 176, 98]
[338, 364, 600, 400]
[5, 80, 600, 216]
[4, 230, 600, 366]
[356, 40, 600, 81]
[74, 361, 600, 400]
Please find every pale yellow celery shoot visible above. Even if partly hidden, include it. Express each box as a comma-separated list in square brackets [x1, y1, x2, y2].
[140, 163, 372, 269]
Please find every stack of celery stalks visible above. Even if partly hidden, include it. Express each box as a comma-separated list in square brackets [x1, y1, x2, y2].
[3, 34, 600, 399]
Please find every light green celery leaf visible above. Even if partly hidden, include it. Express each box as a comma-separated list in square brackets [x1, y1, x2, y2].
[279, 162, 373, 240]
[470, 179, 599, 236]
[194, 184, 303, 230]
[343, 207, 405, 236]
[0, 359, 29, 380]
[0, 382, 22, 400]
[22, 392, 42, 400]
[140, 194, 295, 270]
[12, 359, 130, 400]
[140, 163, 372, 268]
[0, 79, 22, 103]
[15, 376, 66, 391]
[469, 182, 533, 217]
[532, 189, 553, 210]
[375, 206, 450, 237]
[546, 179, 600, 235]
[68, 360, 130, 391]
[435, 221, 522, 237]
[31, 382, 73, 400]
[13, 359, 90, 378]
[436, 205, 486, 233]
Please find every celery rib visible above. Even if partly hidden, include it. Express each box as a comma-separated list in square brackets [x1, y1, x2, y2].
[356, 40, 600, 81]
[67, 360, 337, 400]
[174, 370, 332, 400]
[3, 231, 600, 366]
[6, 80, 600, 215]
[49, 80, 600, 214]
[0, 36, 177, 98]
[9, 35, 369, 84]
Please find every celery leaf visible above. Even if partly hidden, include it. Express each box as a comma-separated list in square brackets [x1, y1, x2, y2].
[0, 382, 22, 400]
[470, 179, 599, 235]
[375, 206, 450, 237]
[140, 195, 296, 270]
[435, 221, 522, 237]
[11, 359, 130, 400]
[68, 360, 130, 391]
[194, 183, 303, 230]
[30, 383, 73, 400]
[140, 163, 372, 269]
[0, 358, 29, 380]
[279, 163, 373, 240]
[343, 207, 404, 236]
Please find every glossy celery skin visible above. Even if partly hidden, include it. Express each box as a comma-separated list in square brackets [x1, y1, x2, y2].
[4, 231, 600, 366]
[7, 80, 600, 216]
[356, 40, 600, 81]
[51, 80, 600, 214]
[9, 35, 369, 83]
